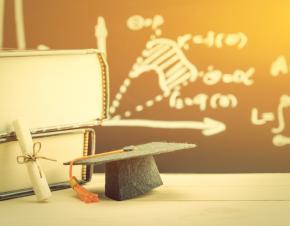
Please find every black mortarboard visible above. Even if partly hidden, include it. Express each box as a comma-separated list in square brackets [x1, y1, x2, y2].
[65, 142, 196, 201]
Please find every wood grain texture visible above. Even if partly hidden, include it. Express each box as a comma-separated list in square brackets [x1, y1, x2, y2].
[1, 173, 290, 226]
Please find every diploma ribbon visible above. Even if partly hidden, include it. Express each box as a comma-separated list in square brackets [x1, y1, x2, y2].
[17, 142, 57, 178]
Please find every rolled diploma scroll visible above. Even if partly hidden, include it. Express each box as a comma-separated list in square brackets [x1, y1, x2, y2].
[13, 119, 51, 201]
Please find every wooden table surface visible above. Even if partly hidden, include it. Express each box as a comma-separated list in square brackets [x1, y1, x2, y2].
[1, 173, 290, 226]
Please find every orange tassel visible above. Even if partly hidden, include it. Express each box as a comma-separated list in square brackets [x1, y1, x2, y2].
[69, 159, 99, 203]
[68, 148, 128, 203]
[69, 176, 99, 203]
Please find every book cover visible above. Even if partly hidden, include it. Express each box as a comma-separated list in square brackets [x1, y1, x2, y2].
[0, 129, 95, 200]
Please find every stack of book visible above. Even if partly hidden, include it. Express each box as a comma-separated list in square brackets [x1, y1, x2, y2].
[0, 49, 109, 200]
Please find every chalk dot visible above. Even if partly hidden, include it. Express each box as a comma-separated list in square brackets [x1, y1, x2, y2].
[120, 85, 127, 93]
[185, 98, 193, 106]
[136, 105, 144, 112]
[124, 78, 131, 86]
[155, 95, 163, 102]
[145, 100, 154, 107]
[155, 29, 162, 36]
[124, 111, 132, 117]
[109, 108, 116, 114]
[112, 100, 120, 108]
[116, 93, 122, 100]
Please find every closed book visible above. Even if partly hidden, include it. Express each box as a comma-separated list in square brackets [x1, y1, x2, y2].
[0, 49, 109, 200]
[0, 129, 95, 200]
[0, 49, 109, 138]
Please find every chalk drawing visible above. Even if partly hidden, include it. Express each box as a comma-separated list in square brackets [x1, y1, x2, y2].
[14, 0, 26, 49]
[107, 15, 254, 126]
[127, 15, 164, 31]
[201, 66, 254, 86]
[272, 95, 290, 134]
[94, 15, 260, 136]
[251, 95, 290, 147]
[0, 0, 26, 49]
[192, 31, 247, 49]
[0, 1, 50, 50]
[0, 2, 288, 142]
[0, 0, 4, 49]
[129, 37, 198, 92]
[273, 134, 290, 147]
[270, 55, 288, 76]
[210, 93, 238, 109]
[95, 16, 108, 57]
[251, 108, 275, 125]
[169, 92, 238, 111]
[102, 118, 226, 136]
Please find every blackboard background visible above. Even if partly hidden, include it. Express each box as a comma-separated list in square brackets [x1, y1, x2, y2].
[3, 0, 290, 172]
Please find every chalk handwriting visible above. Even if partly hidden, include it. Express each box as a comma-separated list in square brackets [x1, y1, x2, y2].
[270, 55, 288, 77]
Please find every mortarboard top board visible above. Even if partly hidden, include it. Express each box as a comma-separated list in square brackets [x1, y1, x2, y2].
[64, 142, 196, 201]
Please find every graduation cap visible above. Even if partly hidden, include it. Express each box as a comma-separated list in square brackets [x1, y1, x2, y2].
[64, 142, 196, 201]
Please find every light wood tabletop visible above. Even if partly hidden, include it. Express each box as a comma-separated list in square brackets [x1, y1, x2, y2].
[1, 173, 290, 226]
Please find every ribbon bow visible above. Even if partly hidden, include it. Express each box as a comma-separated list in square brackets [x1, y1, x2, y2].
[17, 142, 56, 178]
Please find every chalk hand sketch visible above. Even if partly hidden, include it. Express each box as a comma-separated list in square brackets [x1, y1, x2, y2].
[273, 134, 290, 147]
[95, 16, 108, 57]
[0, 0, 50, 50]
[0, 2, 289, 144]
[272, 95, 290, 134]
[0, 0, 25, 49]
[129, 37, 198, 92]
[14, 0, 26, 49]
[102, 117, 226, 136]
[251, 95, 290, 147]
[127, 15, 164, 32]
[169, 91, 238, 111]
[200, 66, 254, 86]
[271, 55, 288, 77]
[0, 0, 4, 48]
[192, 31, 248, 49]
[94, 15, 257, 136]
[251, 108, 275, 125]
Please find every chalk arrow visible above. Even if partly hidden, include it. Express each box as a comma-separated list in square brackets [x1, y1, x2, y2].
[202, 117, 226, 136]
[101, 118, 226, 136]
